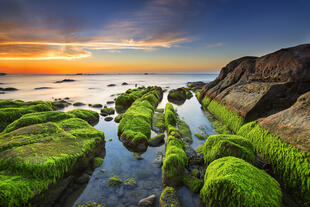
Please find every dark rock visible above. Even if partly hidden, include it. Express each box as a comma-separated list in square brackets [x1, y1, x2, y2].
[89, 104, 102, 108]
[52, 100, 71, 109]
[0, 87, 18, 91]
[107, 84, 116, 87]
[106, 101, 114, 104]
[34, 87, 52, 90]
[133, 152, 144, 160]
[0, 73, 6, 76]
[73, 102, 85, 106]
[200, 44, 310, 122]
[187, 81, 205, 90]
[167, 88, 186, 105]
[114, 114, 122, 123]
[104, 116, 113, 121]
[122, 82, 129, 85]
[55, 79, 75, 83]
[138, 194, 156, 207]
[76, 173, 90, 184]
[149, 133, 165, 147]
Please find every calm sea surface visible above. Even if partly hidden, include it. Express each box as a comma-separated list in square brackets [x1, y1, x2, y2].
[0, 74, 219, 207]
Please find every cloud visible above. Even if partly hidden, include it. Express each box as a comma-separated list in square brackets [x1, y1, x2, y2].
[207, 42, 223, 48]
[0, 0, 203, 60]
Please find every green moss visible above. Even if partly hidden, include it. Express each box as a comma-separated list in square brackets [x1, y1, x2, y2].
[89, 104, 102, 108]
[207, 100, 244, 133]
[100, 107, 115, 115]
[194, 133, 207, 140]
[182, 175, 203, 193]
[186, 90, 193, 99]
[200, 134, 256, 165]
[152, 112, 165, 133]
[115, 86, 154, 113]
[200, 156, 282, 207]
[238, 122, 310, 205]
[108, 175, 122, 187]
[164, 103, 177, 127]
[118, 87, 162, 152]
[167, 88, 187, 104]
[201, 96, 211, 110]
[68, 109, 99, 125]
[162, 136, 187, 187]
[2, 111, 75, 134]
[177, 119, 192, 143]
[190, 169, 200, 177]
[0, 101, 53, 132]
[160, 186, 181, 207]
[94, 157, 104, 168]
[114, 114, 123, 123]
[0, 112, 105, 206]
[124, 177, 136, 185]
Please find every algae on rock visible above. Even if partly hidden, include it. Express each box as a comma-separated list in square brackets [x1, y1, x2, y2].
[200, 156, 282, 207]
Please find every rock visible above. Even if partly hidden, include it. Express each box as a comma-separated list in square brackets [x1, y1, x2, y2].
[34, 87, 52, 90]
[187, 81, 205, 89]
[0, 73, 6, 76]
[101, 107, 115, 116]
[89, 104, 102, 108]
[124, 177, 137, 189]
[133, 152, 144, 160]
[258, 91, 310, 154]
[108, 138, 113, 141]
[73, 102, 85, 106]
[107, 84, 116, 87]
[151, 113, 165, 133]
[0, 87, 18, 91]
[167, 88, 186, 105]
[160, 187, 181, 207]
[194, 133, 208, 140]
[106, 101, 114, 104]
[155, 108, 164, 113]
[122, 82, 128, 85]
[152, 152, 163, 168]
[199, 44, 310, 122]
[55, 79, 75, 83]
[138, 194, 156, 207]
[76, 173, 90, 184]
[76, 201, 104, 207]
[114, 114, 122, 123]
[149, 133, 165, 147]
[52, 100, 71, 109]
[108, 176, 122, 187]
[104, 116, 113, 121]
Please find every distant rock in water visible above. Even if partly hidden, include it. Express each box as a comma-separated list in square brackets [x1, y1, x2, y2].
[107, 84, 116, 87]
[167, 88, 187, 105]
[0, 73, 6, 76]
[34, 87, 52, 90]
[0, 87, 18, 91]
[55, 79, 75, 83]
[121, 82, 128, 85]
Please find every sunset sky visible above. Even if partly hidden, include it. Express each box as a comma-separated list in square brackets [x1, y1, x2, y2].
[0, 0, 309, 74]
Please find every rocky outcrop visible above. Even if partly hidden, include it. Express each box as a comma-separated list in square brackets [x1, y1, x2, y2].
[258, 91, 310, 154]
[200, 44, 310, 122]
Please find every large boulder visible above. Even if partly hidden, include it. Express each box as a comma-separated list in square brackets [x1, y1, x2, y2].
[258, 91, 310, 154]
[200, 44, 310, 122]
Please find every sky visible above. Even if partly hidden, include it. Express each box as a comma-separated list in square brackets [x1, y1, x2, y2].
[0, 0, 309, 74]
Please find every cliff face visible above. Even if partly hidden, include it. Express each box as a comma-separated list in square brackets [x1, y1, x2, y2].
[200, 44, 310, 122]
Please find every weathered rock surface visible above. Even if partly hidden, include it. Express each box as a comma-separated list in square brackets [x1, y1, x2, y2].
[258, 91, 310, 153]
[138, 194, 156, 207]
[200, 44, 310, 122]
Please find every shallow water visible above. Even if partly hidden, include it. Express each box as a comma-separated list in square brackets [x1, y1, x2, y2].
[0, 74, 218, 207]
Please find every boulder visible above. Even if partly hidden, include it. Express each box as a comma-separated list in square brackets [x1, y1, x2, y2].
[149, 133, 165, 147]
[200, 44, 310, 122]
[138, 194, 155, 207]
[168, 88, 186, 105]
[160, 187, 181, 207]
[258, 91, 310, 154]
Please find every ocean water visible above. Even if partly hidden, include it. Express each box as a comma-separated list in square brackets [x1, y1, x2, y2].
[0, 74, 219, 207]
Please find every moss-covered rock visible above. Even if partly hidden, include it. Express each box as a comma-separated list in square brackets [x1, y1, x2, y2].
[167, 88, 186, 105]
[114, 114, 123, 123]
[200, 156, 282, 207]
[162, 136, 187, 187]
[152, 112, 165, 133]
[0, 100, 53, 132]
[68, 109, 99, 125]
[100, 107, 115, 116]
[200, 134, 255, 165]
[164, 103, 177, 127]
[0, 114, 105, 206]
[182, 175, 203, 193]
[89, 103, 103, 108]
[238, 122, 310, 205]
[93, 157, 104, 168]
[118, 87, 163, 152]
[115, 87, 152, 113]
[160, 187, 181, 207]
[77, 201, 104, 207]
[177, 119, 192, 144]
[108, 176, 122, 187]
